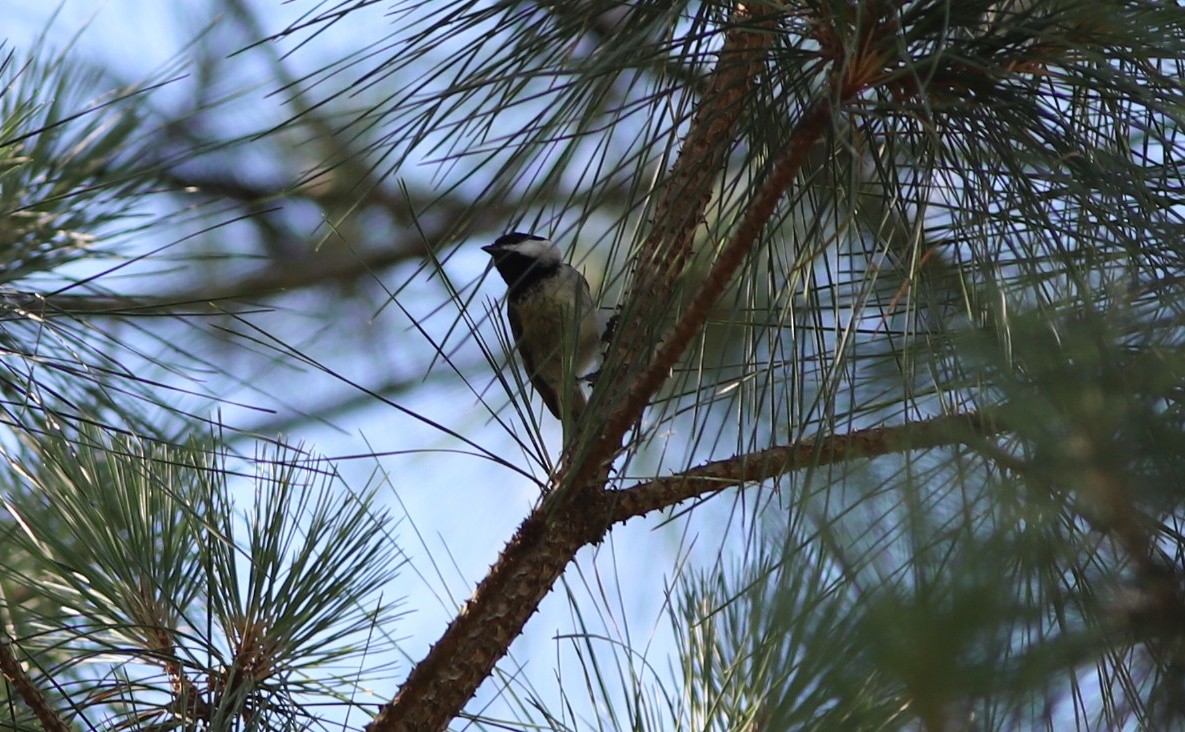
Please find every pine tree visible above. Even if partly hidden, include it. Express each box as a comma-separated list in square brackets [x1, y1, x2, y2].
[3, 2, 1185, 730]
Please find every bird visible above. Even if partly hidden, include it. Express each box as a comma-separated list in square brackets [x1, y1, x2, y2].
[481, 232, 600, 430]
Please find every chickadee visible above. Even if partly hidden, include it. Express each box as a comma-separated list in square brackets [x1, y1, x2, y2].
[482, 232, 599, 428]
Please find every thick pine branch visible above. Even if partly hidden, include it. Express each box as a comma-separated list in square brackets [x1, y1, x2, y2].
[591, 5, 780, 428]
[0, 637, 68, 732]
[627, 5, 777, 303]
[576, 98, 834, 485]
[368, 53, 841, 732]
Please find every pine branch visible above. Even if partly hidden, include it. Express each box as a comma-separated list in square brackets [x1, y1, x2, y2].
[368, 489, 614, 732]
[366, 7, 780, 731]
[369, 409, 1010, 732]
[0, 216, 464, 316]
[580, 97, 834, 482]
[0, 636, 68, 732]
[609, 411, 1006, 523]
[627, 4, 776, 301]
[598, 6, 780, 415]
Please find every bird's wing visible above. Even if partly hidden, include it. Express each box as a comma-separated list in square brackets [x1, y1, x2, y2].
[507, 305, 562, 419]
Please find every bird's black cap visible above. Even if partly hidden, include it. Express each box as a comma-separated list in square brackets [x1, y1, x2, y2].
[481, 232, 558, 293]
[482, 232, 547, 252]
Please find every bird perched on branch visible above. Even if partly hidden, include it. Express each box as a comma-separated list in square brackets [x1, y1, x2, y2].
[482, 232, 600, 432]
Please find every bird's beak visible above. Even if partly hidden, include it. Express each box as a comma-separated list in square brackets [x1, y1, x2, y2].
[480, 243, 498, 254]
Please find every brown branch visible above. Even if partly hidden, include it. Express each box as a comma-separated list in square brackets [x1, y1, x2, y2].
[600, 6, 780, 405]
[579, 97, 835, 487]
[368, 2, 961, 728]
[610, 411, 1006, 523]
[368, 410, 1009, 732]
[145, 616, 212, 725]
[365, 8, 780, 732]
[627, 4, 777, 299]
[597, 8, 782, 431]
[578, 0, 915, 491]
[0, 636, 69, 732]
[365, 490, 614, 732]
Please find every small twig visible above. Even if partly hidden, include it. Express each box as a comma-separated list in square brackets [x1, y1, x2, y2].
[609, 411, 1006, 523]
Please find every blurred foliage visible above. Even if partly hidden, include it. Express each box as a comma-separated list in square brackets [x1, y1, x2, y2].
[0, 27, 406, 729]
[0, 49, 145, 282]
